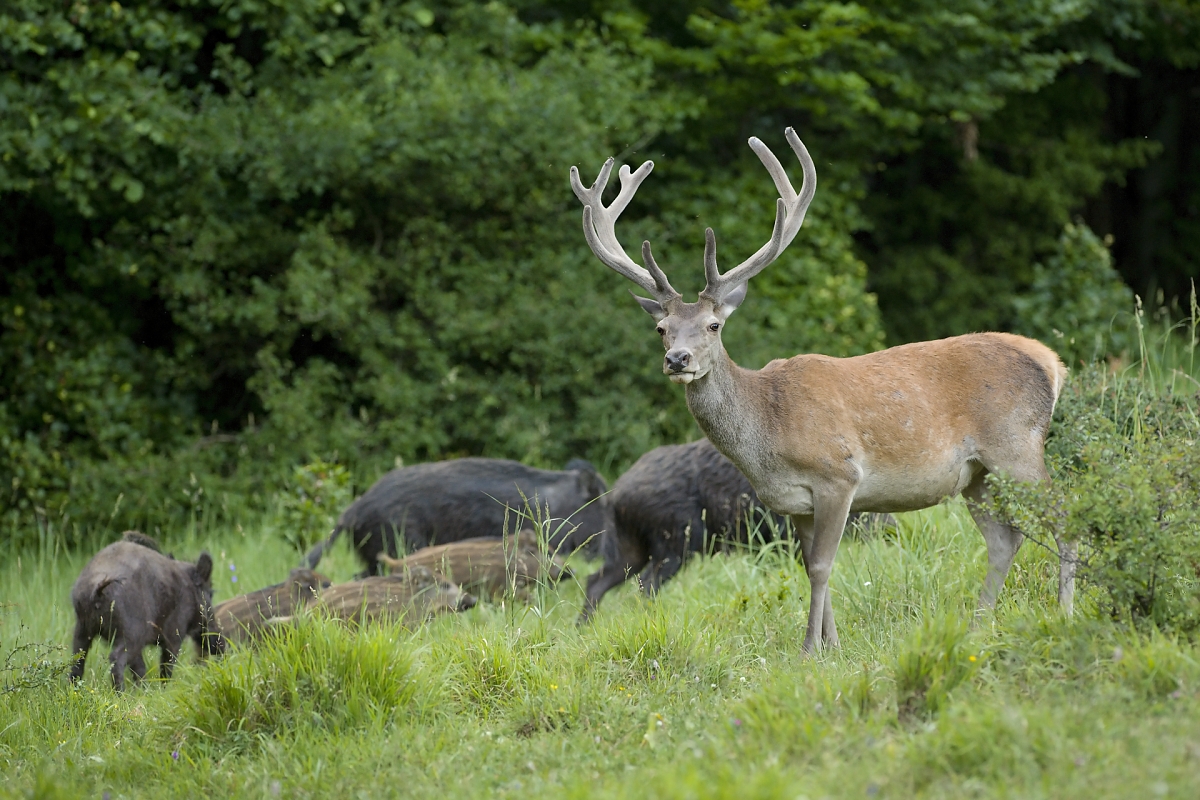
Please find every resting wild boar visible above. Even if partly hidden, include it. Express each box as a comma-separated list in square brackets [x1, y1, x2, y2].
[69, 541, 223, 690]
[311, 565, 477, 625]
[304, 458, 611, 575]
[377, 531, 572, 602]
[582, 439, 894, 620]
[213, 568, 331, 645]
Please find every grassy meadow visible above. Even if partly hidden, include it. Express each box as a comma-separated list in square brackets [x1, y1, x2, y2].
[3, 498, 1200, 799]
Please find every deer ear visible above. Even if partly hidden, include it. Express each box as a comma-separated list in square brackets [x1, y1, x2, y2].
[632, 292, 667, 321]
[715, 282, 748, 320]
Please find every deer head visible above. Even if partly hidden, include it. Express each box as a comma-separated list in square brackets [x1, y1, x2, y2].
[570, 128, 816, 384]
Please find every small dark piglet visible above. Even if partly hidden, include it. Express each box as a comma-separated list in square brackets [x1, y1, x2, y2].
[213, 568, 330, 645]
[69, 541, 224, 690]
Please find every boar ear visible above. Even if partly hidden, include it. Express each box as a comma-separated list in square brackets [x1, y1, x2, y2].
[570, 460, 606, 498]
[194, 552, 213, 583]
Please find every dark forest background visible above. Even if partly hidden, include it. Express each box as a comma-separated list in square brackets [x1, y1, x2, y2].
[2, 0, 1197, 542]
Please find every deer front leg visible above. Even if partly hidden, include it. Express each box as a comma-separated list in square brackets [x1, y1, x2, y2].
[792, 486, 855, 655]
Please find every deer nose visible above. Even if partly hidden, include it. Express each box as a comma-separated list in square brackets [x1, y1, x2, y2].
[665, 350, 691, 373]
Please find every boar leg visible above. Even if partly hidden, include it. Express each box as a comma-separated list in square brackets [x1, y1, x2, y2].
[640, 554, 686, 595]
[580, 537, 649, 622]
[109, 643, 142, 692]
[127, 649, 148, 685]
[159, 639, 181, 680]
[69, 620, 93, 683]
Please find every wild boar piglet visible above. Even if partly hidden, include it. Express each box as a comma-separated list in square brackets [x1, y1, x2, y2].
[70, 541, 223, 690]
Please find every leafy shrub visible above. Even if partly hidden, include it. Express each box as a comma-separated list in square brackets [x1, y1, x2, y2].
[1012, 222, 1136, 365]
[1077, 439, 1200, 629]
[275, 458, 353, 551]
[1, 641, 71, 696]
[992, 361, 1200, 634]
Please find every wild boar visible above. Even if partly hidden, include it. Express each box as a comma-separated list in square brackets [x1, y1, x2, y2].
[213, 568, 331, 645]
[311, 565, 477, 625]
[581, 439, 894, 620]
[69, 541, 223, 690]
[376, 530, 572, 602]
[304, 457, 612, 575]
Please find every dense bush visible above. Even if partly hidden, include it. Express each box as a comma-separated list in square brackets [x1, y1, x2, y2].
[992, 358, 1200, 635]
[276, 458, 353, 550]
[1012, 222, 1136, 366]
[1, 0, 888, 544]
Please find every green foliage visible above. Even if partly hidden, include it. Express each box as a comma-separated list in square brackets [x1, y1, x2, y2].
[993, 356, 1200, 635]
[1, 641, 70, 696]
[576, 0, 1161, 345]
[1071, 437, 1200, 630]
[275, 458, 352, 550]
[1012, 222, 1136, 364]
[893, 612, 980, 722]
[0, 0, 891, 544]
[864, 70, 1157, 343]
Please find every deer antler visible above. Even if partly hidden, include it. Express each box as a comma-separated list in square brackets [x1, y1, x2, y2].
[570, 158, 679, 301]
[700, 127, 817, 304]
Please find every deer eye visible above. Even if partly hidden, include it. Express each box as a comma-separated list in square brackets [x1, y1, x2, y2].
[656, 326, 666, 336]
[708, 322, 720, 332]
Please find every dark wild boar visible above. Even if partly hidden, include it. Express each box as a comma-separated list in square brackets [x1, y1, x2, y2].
[309, 565, 477, 625]
[213, 568, 331, 645]
[69, 541, 223, 690]
[377, 531, 572, 603]
[120, 530, 164, 553]
[304, 458, 611, 575]
[582, 439, 893, 620]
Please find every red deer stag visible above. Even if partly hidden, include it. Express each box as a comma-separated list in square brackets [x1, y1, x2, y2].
[570, 128, 1071, 654]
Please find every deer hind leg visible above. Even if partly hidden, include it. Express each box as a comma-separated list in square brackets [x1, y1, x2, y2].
[969, 449, 1075, 614]
[963, 470, 1025, 611]
[793, 486, 855, 655]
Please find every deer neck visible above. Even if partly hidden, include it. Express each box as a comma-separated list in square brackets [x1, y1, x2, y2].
[683, 347, 773, 464]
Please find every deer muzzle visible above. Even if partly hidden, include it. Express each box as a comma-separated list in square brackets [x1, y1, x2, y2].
[664, 350, 697, 383]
